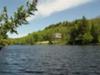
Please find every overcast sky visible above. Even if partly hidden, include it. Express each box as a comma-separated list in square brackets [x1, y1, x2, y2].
[0, 0, 100, 38]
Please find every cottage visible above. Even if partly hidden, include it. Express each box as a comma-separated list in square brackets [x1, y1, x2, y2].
[53, 33, 62, 39]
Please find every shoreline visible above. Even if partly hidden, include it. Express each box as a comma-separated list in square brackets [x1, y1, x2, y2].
[0, 45, 3, 49]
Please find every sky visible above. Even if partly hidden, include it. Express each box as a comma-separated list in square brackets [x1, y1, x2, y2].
[0, 0, 100, 38]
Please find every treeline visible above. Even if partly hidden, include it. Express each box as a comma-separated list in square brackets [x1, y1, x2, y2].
[9, 16, 100, 45]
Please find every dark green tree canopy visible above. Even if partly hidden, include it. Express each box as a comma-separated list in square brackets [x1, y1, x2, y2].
[0, 0, 37, 39]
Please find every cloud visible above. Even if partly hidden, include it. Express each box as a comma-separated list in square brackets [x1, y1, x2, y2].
[37, 0, 92, 16]
[27, 0, 92, 21]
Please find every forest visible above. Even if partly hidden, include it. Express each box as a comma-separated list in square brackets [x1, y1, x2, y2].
[4, 16, 100, 45]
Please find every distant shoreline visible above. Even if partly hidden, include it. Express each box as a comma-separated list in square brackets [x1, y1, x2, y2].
[2, 44, 100, 46]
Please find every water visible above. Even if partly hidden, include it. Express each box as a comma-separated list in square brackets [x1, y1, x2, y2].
[0, 45, 100, 75]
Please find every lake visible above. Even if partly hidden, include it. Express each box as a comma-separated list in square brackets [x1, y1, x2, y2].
[0, 45, 100, 75]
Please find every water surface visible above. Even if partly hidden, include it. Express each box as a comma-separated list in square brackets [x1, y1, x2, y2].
[0, 45, 100, 75]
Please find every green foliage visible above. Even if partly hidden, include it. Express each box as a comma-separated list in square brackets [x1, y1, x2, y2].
[82, 32, 93, 44]
[0, 0, 37, 45]
[5, 16, 100, 45]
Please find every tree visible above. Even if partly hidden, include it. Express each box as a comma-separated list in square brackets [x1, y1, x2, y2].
[0, 0, 37, 45]
[0, 0, 37, 39]
[82, 32, 93, 44]
[68, 16, 89, 45]
[90, 23, 99, 43]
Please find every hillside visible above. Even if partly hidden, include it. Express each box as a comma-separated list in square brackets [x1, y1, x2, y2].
[8, 16, 100, 45]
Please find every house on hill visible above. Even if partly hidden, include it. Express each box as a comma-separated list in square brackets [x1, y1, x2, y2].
[53, 33, 62, 39]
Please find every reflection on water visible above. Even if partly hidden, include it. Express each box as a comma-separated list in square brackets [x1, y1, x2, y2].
[0, 45, 100, 75]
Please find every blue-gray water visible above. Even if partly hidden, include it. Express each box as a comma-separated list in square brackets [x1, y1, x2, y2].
[0, 45, 100, 75]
